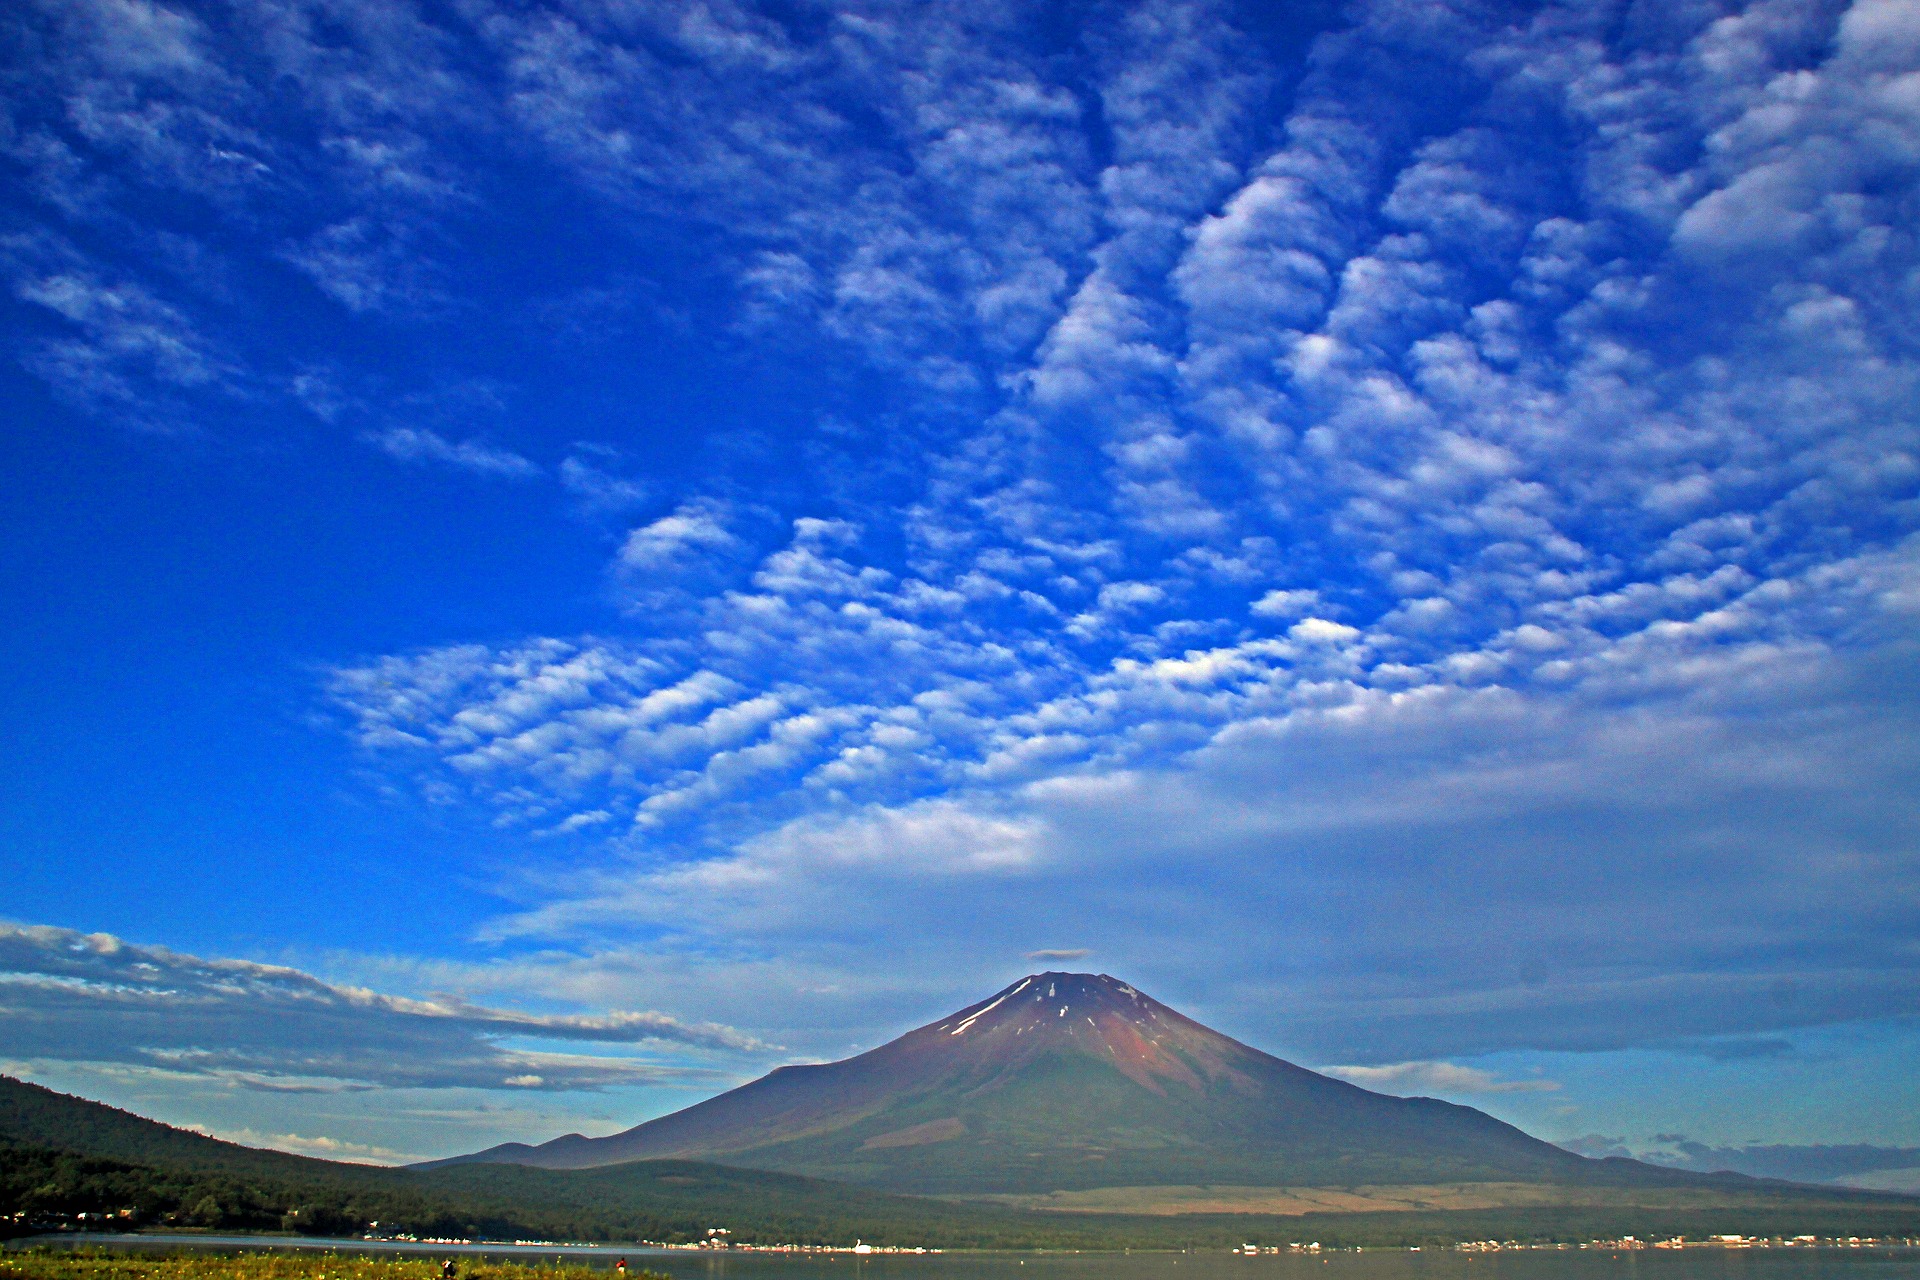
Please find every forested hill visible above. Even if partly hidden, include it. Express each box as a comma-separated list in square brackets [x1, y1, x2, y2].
[0, 1076, 395, 1184]
[0, 1075, 1077, 1245]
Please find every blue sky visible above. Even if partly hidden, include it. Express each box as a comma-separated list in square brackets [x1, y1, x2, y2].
[3, 0, 1919, 1176]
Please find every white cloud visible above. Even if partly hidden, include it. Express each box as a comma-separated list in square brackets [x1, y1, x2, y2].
[185, 1125, 414, 1166]
[366, 427, 540, 479]
[1288, 616, 1361, 644]
[3, 233, 236, 426]
[502, 797, 1049, 940]
[559, 448, 648, 513]
[1320, 1061, 1561, 1096]
[1250, 588, 1322, 619]
[285, 220, 437, 314]
[617, 500, 741, 571]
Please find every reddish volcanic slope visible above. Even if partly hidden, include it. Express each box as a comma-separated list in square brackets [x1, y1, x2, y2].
[436, 973, 1602, 1194]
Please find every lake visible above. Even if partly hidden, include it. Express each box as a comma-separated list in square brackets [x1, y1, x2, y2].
[12, 1236, 1919, 1280]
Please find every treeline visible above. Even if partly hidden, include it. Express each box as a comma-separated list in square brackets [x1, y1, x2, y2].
[0, 1140, 515, 1240]
[0, 1131, 1114, 1247]
[0, 1252, 671, 1280]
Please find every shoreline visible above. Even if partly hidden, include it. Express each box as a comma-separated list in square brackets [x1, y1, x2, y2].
[9, 1233, 1920, 1258]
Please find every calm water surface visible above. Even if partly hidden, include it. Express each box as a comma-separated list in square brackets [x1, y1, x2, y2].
[14, 1237, 1920, 1280]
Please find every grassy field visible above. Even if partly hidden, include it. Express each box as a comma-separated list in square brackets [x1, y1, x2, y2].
[952, 1182, 1917, 1217]
[0, 1252, 664, 1280]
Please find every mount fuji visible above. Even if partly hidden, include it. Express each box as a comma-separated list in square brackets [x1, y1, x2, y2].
[431, 973, 1659, 1196]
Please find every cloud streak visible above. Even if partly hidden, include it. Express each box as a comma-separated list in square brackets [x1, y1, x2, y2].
[365, 427, 540, 479]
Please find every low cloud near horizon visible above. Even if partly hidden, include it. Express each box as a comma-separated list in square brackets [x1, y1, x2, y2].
[1320, 1061, 1562, 1097]
[1561, 1135, 1920, 1193]
[0, 924, 762, 1094]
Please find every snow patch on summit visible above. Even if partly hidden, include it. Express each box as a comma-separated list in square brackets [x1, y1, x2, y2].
[948, 982, 1029, 1028]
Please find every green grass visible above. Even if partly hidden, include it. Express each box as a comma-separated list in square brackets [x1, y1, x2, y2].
[0, 1251, 664, 1280]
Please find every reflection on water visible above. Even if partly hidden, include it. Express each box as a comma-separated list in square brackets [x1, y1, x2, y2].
[12, 1237, 1920, 1280]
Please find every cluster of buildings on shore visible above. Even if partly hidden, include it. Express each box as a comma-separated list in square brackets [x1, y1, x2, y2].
[356, 1231, 939, 1254]
[1449, 1236, 1919, 1252]
[658, 1234, 938, 1253]
[1227, 1236, 1920, 1255]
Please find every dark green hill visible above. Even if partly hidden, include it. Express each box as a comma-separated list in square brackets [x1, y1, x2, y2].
[0, 1076, 397, 1185]
[0, 1076, 1057, 1245]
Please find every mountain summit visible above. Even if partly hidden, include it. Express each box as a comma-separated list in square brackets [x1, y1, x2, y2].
[437, 973, 1598, 1194]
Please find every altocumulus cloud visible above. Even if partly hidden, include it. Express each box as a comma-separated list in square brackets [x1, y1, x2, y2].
[0, 924, 763, 1091]
[332, 536, 1920, 1063]
[5, 0, 1919, 1078]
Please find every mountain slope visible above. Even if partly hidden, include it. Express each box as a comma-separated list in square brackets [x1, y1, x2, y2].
[435, 972, 1653, 1194]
